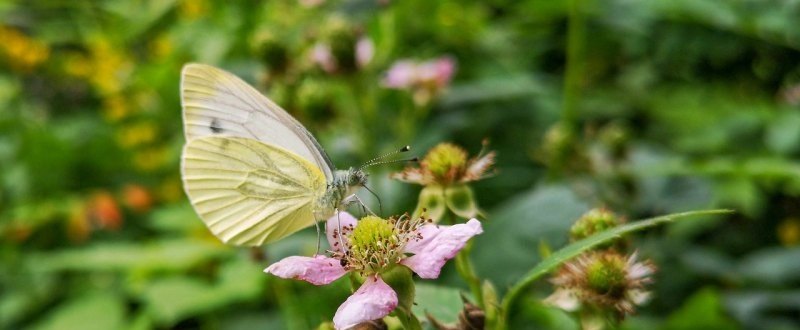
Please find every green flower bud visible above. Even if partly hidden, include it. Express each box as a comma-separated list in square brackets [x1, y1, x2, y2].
[570, 208, 621, 242]
[424, 143, 468, 184]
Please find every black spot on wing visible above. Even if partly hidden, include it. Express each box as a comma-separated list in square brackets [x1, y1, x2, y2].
[210, 118, 223, 133]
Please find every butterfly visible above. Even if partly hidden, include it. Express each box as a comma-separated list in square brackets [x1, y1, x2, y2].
[180, 63, 369, 246]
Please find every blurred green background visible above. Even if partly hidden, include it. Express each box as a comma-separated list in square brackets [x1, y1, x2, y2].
[2, 0, 800, 329]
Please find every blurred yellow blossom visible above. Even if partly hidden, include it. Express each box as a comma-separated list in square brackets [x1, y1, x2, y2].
[102, 95, 132, 122]
[778, 218, 800, 246]
[0, 26, 50, 72]
[134, 146, 170, 172]
[115, 121, 158, 148]
[149, 34, 173, 60]
[179, 0, 208, 20]
[158, 176, 185, 203]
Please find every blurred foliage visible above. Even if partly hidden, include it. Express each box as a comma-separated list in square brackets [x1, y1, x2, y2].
[1, 0, 800, 329]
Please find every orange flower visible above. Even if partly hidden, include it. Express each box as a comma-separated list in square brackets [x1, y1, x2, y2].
[122, 184, 153, 213]
[87, 191, 123, 231]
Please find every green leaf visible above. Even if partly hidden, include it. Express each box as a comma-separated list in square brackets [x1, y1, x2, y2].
[665, 287, 740, 330]
[473, 184, 590, 288]
[29, 239, 231, 273]
[738, 247, 800, 285]
[138, 258, 265, 325]
[31, 292, 126, 330]
[499, 209, 733, 329]
[412, 283, 464, 325]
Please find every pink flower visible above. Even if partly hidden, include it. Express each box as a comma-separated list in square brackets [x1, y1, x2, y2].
[311, 42, 337, 73]
[265, 212, 483, 329]
[382, 57, 457, 105]
[356, 37, 374, 68]
[382, 57, 456, 90]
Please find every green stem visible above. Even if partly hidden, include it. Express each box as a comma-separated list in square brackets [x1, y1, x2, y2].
[455, 241, 484, 308]
[394, 306, 423, 330]
[496, 209, 733, 330]
[561, 0, 585, 132]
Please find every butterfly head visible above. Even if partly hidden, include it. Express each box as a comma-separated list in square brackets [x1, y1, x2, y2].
[346, 167, 368, 188]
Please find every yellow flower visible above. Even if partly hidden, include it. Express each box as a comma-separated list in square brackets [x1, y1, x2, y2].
[179, 0, 208, 20]
[149, 34, 173, 60]
[115, 121, 158, 148]
[0, 26, 50, 72]
[102, 95, 131, 122]
[133, 146, 170, 172]
[778, 218, 800, 246]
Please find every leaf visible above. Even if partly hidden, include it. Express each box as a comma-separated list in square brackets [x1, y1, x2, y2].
[412, 283, 464, 325]
[31, 292, 126, 330]
[499, 209, 732, 328]
[138, 258, 265, 325]
[29, 239, 231, 273]
[472, 184, 590, 288]
[665, 288, 740, 330]
[738, 247, 800, 285]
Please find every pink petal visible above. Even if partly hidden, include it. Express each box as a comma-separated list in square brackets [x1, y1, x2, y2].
[382, 60, 417, 89]
[326, 211, 357, 253]
[400, 219, 483, 279]
[356, 37, 374, 68]
[264, 255, 346, 285]
[463, 151, 496, 182]
[389, 167, 432, 185]
[312, 43, 337, 73]
[333, 275, 398, 330]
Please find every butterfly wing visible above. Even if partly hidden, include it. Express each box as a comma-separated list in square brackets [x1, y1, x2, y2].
[182, 136, 327, 246]
[181, 63, 335, 180]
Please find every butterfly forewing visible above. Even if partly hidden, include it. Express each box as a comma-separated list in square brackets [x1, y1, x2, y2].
[181, 63, 334, 180]
[181, 136, 327, 246]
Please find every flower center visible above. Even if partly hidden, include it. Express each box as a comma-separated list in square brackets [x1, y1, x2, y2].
[350, 216, 397, 254]
[586, 254, 628, 298]
[333, 214, 430, 275]
[424, 143, 467, 182]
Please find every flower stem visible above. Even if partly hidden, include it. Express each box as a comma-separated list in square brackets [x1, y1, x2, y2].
[455, 241, 483, 308]
[561, 0, 585, 133]
[394, 306, 423, 330]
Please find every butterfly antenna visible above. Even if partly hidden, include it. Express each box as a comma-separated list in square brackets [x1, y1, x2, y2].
[363, 184, 383, 215]
[360, 145, 412, 170]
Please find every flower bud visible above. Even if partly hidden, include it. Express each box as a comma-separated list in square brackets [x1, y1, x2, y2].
[424, 143, 468, 184]
[570, 208, 621, 242]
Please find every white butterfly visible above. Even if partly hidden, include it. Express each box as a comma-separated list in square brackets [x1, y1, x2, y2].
[180, 63, 368, 246]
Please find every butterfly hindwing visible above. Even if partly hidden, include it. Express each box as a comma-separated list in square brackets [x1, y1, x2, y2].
[181, 63, 335, 180]
[181, 136, 327, 246]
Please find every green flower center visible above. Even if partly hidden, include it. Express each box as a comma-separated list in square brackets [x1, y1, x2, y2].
[350, 216, 397, 253]
[424, 143, 467, 181]
[586, 255, 627, 298]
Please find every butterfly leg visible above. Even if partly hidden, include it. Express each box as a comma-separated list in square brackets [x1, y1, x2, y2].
[346, 194, 376, 217]
[312, 210, 323, 255]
